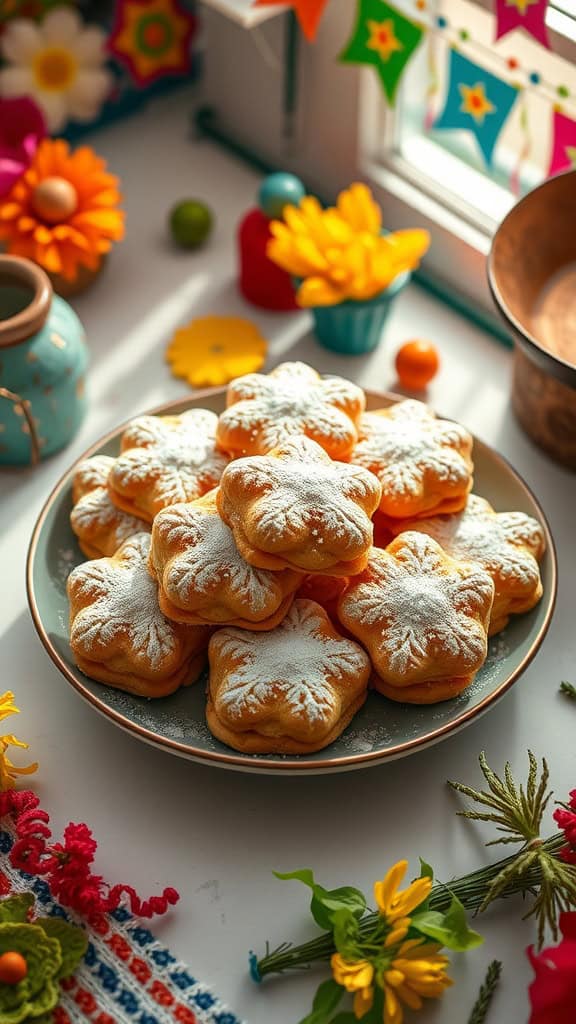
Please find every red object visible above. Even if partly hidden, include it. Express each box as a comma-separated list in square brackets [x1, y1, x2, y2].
[253, 0, 330, 41]
[238, 209, 299, 311]
[0, 789, 179, 922]
[0, 951, 28, 984]
[528, 913, 576, 1023]
[554, 789, 576, 865]
[395, 339, 440, 390]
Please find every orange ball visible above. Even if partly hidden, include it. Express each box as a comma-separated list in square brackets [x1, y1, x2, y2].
[0, 951, 28, 984]
[395, 339, 440, 390]
[32, 176, 78, 223]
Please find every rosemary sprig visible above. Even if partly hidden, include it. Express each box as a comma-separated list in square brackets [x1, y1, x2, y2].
[449, 751, 576, 946]
[560, 681, 576, 700]
[467, 961, 502, 1024]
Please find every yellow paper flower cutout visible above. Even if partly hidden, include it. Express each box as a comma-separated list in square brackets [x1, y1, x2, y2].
[166, 316, 268, 388]
[0, 692, 37, 791]
[459, 83, 496, 124]
[366, 19, 404, 63]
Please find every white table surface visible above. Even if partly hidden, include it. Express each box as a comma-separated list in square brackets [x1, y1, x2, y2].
[1, 92, 575, 1024]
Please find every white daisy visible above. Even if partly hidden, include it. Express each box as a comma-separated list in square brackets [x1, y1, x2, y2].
[0, 8, 112, 132]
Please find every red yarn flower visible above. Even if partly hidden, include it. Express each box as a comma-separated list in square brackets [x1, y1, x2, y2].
[553, 790, 576, 866]
[528, 913, 576, 1024]
[0, 790, 178, 921]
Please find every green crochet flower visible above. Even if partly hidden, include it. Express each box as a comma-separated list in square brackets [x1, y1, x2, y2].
[0, 895, 87, 1024]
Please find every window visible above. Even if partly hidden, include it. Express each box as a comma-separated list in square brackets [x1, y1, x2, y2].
[362, 0, 576, 314]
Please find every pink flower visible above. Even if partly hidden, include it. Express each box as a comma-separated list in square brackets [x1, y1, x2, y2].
[0, 97, 45, 197]
[553, 790, 576, 865]
[528, 913, 576, 1024]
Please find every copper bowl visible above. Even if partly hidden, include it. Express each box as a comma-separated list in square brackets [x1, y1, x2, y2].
[488, 170, 576, 469]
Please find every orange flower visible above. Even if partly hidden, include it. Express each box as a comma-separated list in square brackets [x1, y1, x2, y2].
[0, 138, 124, 282]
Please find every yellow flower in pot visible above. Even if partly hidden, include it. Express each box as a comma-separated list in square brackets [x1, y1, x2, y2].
[267, 183, 430, 355]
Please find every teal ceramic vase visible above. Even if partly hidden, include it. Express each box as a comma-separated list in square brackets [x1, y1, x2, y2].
[0, 255, 88, 466]
[310, 271, 410, 355]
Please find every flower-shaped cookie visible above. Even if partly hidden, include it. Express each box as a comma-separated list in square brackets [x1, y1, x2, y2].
[338, 533, 494, 704]
[350, 400, 473, 519]
[207, 599, 371, 753]
[71, 455, 147, 559]
[67, 533, 210, 697]
[108, 409, 230, 522]
[389, 494, 546, 634]
[217, 436, 382, 574]
[150, 490, 302, 629]
[216, 361, 365, 459]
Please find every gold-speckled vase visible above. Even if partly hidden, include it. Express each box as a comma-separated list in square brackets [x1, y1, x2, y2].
[0, 255, 88, 466]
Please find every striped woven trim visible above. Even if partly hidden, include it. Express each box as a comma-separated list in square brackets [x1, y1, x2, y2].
[0, 829, 243, 1024]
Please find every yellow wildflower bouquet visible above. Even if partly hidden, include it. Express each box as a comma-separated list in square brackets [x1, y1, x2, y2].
[251, 859, 479, 1024]
[267, 183, 430, 308]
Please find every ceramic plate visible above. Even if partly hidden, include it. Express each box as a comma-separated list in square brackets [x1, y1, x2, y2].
[27, 389, 557, 775]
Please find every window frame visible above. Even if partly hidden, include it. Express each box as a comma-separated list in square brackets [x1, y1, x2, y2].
[359, 0, 576, 316]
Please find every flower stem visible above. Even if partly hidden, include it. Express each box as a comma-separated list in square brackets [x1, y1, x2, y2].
[560, 681, 576, 701]
[255, 834, 565, 979]
[467, 960, 502, 1024]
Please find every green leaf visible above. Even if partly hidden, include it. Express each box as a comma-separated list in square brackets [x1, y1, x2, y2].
[311, 887, 367, 931]
[329, 1015, 359, 1024]
[419, 859, 434, 881]
[274, 868, 316, 887]
[332, 909, 360, 959]
[37, 918, 88, 979]
[298, 979, 343, 1024]
[274, 869, 366, 930]
[411, 895, 483, 951]
[0, 893, 35, 922]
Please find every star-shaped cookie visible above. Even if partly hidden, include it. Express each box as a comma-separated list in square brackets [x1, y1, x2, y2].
[216, 361, 365, 459]
[350, 400, 473, 519]
[71, 455, 147, 559]
[217, 436, 382, 574]
[389, 494, 545, 634]
[108, 409, 230, 522]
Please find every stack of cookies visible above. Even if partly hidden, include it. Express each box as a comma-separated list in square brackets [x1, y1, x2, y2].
[67, 362, 546, 754]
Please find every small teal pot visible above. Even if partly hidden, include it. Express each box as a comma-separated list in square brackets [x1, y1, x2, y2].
[0, 255, 88, 466]
[310, 271, 411, 355]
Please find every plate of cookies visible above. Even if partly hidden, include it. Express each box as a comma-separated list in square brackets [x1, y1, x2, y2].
[27, 362, 557, 774]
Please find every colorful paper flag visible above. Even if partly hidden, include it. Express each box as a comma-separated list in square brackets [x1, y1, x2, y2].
[253, 0, 331, 41]
[340, 0, 424, 106]
[495, 0, 549, 49]
[433, 49, 520, 167]
[548, 109, 576, 177]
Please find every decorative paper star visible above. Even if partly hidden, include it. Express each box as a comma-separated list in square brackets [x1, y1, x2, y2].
[340, 0, 424, 106]
[108, 0, 196, 87]
[253, 0, 331, 41]
[505, 0, 539, 12]
[366, 18, 404, 61]
[459, 82, 496, 124]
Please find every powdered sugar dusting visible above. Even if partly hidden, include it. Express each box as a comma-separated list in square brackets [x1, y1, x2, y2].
[351, 401, 472, 500]
[111, 410, 229, 507]
[71, 488, 147, 553]
[68, 534, 179, 670]
[212, 600, 369, 725]
[73, 455, 115, 499]
[220, 361, 365, 454]
[341, 533, 494, 677]
[394, 495, 545, 592]
[221, 437, 381, 558]
[153, 501, 285, 614]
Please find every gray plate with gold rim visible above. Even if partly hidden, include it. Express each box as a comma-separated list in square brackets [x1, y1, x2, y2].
[26, 388, 557, 775]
